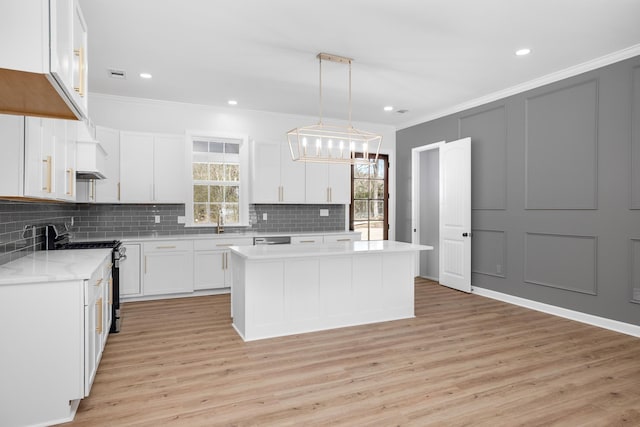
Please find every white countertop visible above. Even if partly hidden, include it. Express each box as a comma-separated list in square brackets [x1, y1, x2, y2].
[229, 240, 433, 260]
[0, 249, 112, 285]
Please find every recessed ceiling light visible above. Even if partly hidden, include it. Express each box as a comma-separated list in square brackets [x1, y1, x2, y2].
[228, 100, 238, 106]
[139, 72, 152, 79]
[384, 106, 394, 112]
[515, 48, 531, 56]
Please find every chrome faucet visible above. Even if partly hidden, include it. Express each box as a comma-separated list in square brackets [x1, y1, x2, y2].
[217, 208, 224, 234]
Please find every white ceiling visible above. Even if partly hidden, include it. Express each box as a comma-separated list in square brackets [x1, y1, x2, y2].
[78, 0, 640, 129]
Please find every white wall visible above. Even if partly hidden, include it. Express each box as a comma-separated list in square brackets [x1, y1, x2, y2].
[88, 93, 397, 240]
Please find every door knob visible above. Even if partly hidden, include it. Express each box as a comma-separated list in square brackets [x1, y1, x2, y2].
[462, 232, 469, 237]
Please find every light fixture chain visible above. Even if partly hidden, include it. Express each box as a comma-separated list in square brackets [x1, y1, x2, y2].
[348, 59, 352, 127]
[319, 55, 323, 125]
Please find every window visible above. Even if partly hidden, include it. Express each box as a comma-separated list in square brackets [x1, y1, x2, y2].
[350, 154, 389, 240]
[188, 134, 248, 226]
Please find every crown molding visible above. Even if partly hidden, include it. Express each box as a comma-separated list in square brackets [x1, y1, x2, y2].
[397, 43, 640, 130]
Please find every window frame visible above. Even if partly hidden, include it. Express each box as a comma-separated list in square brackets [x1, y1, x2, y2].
[350, 153, 389, 241]
[185, 131, 249, 227]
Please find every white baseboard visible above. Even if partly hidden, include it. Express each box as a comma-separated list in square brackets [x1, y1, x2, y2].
[121, 288, 230, 303]
[417, 275, 439, 282]
[472, 286, 640, 338]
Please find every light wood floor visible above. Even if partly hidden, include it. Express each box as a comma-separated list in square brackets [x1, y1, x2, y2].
[64, 278, 640, 426]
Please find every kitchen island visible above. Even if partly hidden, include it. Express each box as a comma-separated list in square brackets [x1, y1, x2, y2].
[229, 240, 433, 341]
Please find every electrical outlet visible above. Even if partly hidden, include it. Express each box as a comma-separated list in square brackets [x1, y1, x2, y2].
[496, 264, 502, 274]
[154, 215, 161, 223]
[262, 213, 268, 221]
[177, 216, 186, 224]
[320, 209, 329, 217]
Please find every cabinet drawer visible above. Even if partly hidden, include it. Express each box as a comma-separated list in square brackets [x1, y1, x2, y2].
[291, 235, 324, 244]
[194, 238, 253, 251]
[324, 234, 360, 243]
[144, 240, 192, 252]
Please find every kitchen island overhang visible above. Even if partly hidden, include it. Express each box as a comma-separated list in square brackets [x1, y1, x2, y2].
[229, 241, 433, 341]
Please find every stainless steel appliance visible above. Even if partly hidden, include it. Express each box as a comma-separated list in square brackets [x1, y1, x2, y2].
[253, 236, 291, 245]
[45, 225, 126, 333]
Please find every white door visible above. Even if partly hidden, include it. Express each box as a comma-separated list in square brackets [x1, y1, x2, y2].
[439, 137, 471, 292]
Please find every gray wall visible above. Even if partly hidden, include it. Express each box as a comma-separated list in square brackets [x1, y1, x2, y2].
[397, 55, 640, 325]
[419, 149, 439, 279]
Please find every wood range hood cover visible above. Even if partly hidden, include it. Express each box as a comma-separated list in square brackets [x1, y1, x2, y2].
[0, 68, 82, 121]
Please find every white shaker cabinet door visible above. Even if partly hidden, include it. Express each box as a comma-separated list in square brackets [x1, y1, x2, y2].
[305, 162, 329, 203]
[280, 143, 306, 203]
[328, 163, 351, 204]
[250, 141, 281, 203]
[120, 243, 142, 297]
[194, 251, 227, 290]
[120, 132, 154, 202]
[154, 135, 187, 203]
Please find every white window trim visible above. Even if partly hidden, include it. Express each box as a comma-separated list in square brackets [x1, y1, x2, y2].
[184, 130, 250, 227]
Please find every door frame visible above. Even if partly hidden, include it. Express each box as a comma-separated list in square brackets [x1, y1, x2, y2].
[411, 141, 443, 276]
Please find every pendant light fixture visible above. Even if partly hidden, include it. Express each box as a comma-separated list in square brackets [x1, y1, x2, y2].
[287, 53, 382, 164]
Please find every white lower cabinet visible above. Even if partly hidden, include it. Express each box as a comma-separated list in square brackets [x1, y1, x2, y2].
[120, 243, 142, 297]
[143, 241, 194, 295]
[121, 234, 358, 301]
[194, 237, 253, 290]
[0, 252, 110, 427]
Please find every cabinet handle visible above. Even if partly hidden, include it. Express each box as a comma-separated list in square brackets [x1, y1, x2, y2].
[109, 277, 113, 305]
[95, 278, 103, 286]
[224, 252, 228, 270]
[66, 168, 74, 196]
[216, 243, 232, 247]
[96, 297, 103, 334]
[117, 182, 121, 201]
[299, 240, 316, 243]
[156, 245, 176, 249]
[73, 48, 85, 97]
[329, 187, 333, 202]
[42, 156, 52, 193]
[144, 256, 147, 274]
[222, 252, 226, 269]
[336, 238, 351, 242]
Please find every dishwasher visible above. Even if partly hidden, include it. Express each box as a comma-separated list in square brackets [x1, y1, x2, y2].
[253, 236, 291, 245]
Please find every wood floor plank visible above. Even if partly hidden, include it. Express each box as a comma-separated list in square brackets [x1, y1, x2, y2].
[63, 279, 640, 426]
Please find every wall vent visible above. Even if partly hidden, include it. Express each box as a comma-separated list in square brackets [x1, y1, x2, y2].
[107, 69, 127, 79]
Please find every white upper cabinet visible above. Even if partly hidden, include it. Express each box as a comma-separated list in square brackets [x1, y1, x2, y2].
[0, 0, 89, 119]
[154, 135, 187, 202]
[120, 132, 154, 202]
[305, 162, 351, 204]
[120, 131, 186, 203]
[0, 114, 77, 201]
[250, 140, 305, 203]
[328, 163, 351, 204]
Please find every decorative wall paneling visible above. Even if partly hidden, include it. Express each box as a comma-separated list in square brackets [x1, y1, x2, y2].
[524, 79, 598, 210]
[459, 106, 507, 210]
[471, 229, 506, 278]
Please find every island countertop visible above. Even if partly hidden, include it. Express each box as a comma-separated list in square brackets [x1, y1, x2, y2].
[229, 240, 433, 260]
